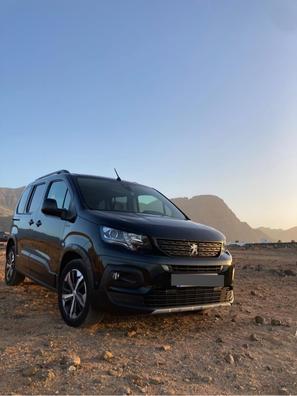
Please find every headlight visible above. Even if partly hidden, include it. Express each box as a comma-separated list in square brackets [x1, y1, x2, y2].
[100, 226, 151, 251]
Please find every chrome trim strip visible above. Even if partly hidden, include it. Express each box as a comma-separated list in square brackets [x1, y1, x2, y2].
[151, 299, 234, 314]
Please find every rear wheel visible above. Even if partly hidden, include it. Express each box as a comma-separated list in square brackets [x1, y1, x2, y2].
[58, 259, 104, 327]
[5, 245, 25, 286]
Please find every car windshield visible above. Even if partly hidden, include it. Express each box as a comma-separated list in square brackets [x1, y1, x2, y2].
[76, 176, 186, 220]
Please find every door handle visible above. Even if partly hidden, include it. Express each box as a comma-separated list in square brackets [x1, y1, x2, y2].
[36, 220, 42, 227]
[29, 219, 34, 226]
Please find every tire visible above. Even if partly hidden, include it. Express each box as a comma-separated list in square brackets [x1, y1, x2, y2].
[5, 245, 25, 286]
[58, 259, 104, 327]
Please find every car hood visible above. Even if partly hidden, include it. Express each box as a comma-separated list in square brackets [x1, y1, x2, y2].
[82, 210, 225, 242]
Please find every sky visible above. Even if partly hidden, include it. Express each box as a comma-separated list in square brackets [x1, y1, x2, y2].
[1, 0, 297, 229]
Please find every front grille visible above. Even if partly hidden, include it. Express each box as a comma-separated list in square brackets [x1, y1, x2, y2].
[157, 239, 222, 257]
[170, 264, 223, 273]
[144, 286, 233, 308]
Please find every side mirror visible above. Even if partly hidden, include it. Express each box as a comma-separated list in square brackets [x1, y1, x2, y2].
[42, 198, 67, 218]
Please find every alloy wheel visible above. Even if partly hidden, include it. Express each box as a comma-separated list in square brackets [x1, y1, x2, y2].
[61, 269, 87, 320]
[6, 250, 15, 281]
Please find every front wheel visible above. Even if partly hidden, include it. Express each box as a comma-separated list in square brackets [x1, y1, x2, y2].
[58, 259, 104, 327]
[5, 245, 25, 286]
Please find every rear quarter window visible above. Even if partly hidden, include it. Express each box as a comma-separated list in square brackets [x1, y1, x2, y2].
[17, 187, 31, 214]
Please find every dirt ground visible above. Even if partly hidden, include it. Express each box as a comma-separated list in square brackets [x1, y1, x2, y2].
[0, 247, 297, 395]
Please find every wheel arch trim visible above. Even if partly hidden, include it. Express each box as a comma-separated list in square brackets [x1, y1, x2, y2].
[58, 244, 97, 289]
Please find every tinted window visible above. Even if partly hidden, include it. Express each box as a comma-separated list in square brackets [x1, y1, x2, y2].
[47, 181, 68, 209]
[28, 184, 46, 213]
[138, 195, 164, 215]
[112, 196, 128, 211]
[17, 187, 31, 214]
[76, 177, 186, 220]
[137, 194, 174, 216]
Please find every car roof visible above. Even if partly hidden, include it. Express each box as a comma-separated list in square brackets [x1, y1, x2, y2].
[31, 170, 149, 189]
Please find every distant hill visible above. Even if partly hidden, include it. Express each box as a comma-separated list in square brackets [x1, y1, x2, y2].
[258, 227, 297, 243]
[171, 195, 269, 243]
[0, 187, 24, 216]
[0, 207, 12, 216]
[0, 187, 24, 232]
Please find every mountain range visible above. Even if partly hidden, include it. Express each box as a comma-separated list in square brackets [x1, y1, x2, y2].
[257, 226, 297, 243]
[0, 187, 24, 216]
[0, 187, 296, 242]
[171, 196, 269, 242]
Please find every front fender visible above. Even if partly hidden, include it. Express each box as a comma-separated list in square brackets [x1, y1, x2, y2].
[60, 241, 102, 288]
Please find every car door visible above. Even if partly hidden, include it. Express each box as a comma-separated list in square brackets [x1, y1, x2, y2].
[11, 185, 33, 274]
[28, 180, 71, 287]
[24, 182, 47, 280]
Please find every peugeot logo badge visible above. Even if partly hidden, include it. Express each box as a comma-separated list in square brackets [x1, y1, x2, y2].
[190, 243, 198, 256]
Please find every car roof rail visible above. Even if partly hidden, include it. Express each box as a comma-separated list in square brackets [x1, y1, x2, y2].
[35, 169, 70, 180]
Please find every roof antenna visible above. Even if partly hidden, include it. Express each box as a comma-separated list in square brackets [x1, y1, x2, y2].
[114, 168, 121, 181]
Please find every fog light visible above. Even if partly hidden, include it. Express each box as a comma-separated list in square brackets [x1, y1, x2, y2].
[112, 271, 120, 280]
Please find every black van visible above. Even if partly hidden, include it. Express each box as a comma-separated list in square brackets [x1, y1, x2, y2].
[5, 170, 234, 326]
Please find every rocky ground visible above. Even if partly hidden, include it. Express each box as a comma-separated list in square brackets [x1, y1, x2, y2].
[0, 247, 297, 395]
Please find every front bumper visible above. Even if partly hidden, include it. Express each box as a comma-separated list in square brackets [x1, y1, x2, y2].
[91, 252, 234, 314]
